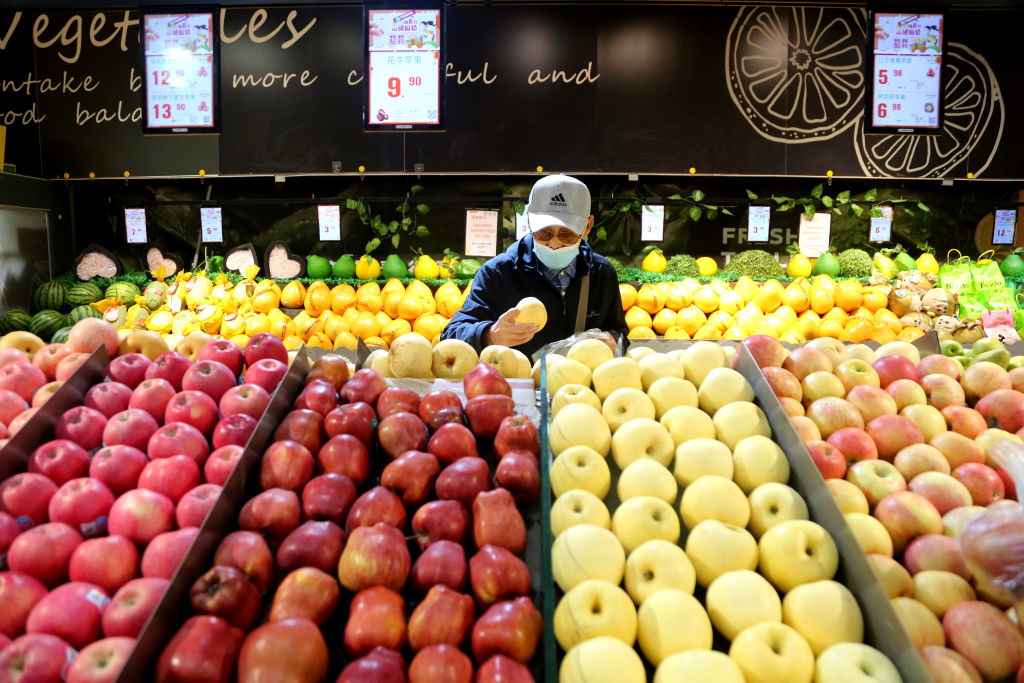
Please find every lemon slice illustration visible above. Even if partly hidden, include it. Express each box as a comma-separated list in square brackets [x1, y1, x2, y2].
[853, 44, 1004, 178]
[727, 7, 866, 142]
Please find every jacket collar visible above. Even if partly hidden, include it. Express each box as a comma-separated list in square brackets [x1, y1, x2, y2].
[512, 233, 594, 275]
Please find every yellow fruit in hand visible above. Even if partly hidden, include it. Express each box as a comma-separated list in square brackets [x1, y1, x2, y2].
[696, 257, 718, 277]
[642, 248, 667, 273]
[355, 254, 381, 280]
[413, 254, 441, 279]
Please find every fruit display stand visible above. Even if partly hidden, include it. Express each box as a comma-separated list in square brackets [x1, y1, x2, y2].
[113, 347, 310, 680]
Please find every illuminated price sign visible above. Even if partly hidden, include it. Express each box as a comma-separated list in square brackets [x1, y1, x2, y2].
[641, 205, 664, 242]
[200, 207, 223, 243]
[747, 205, 771, 243]
[993, 209, 1018, 246]
[318, 205, 341, 241]
[869, 206, 894, 242]
[366, 9, 442, 130]
[868, 12, 945, 134]
[124, 208, 147, 244]
[141, 11, 219, 133]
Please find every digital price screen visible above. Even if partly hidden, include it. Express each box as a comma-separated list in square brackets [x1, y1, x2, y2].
[867, 11, 945, 134]
[366, 9, 443, 130]
[141, 10, 219, 134]
[993, 209, 1017, 246]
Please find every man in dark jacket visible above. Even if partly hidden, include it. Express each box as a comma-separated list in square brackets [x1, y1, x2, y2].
[442, 175, 627, 358]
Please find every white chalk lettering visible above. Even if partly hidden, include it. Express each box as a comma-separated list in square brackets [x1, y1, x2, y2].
[527, 61, 599, 85]
[31, 12, 137, 64]
[0, 103, 45, 124]
[232, 70, 318, 88]
[445, 61, 497, 85]
[220, 8, 315, 49]
[0, 11, 22, 50]
[76, 100, 141, 125]
[347, 70, 364, 86]
[1, 71, 99, 95]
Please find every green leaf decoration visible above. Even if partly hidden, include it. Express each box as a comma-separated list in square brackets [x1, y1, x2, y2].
[804, 204, 816, 219]
[721, 208, 734, 216]
[596, 227, 607, 240]
[619, 204, 632, 213]
[621, 190, 637, 198]
[837, 190, 851, 203]
[851, 204, 864, 217]
[410, 185, 424, 195]
[707, 209, 719, 221]
[415, 225, 429, 237]
[864, 188, 878, 201]
[401, 217, 412, 228]
[773, 196, 790, 204]
[832, 207, 842, 216]
[822, 196, 834, 208]
[345, 198, 358, 210]
[391, 234, 400, 249]
[869, 207, 882, 218]
[512, 201, 526, 214]
[366, 237, 381, 253]
[689, 206, 702, 222]
[810, 184, 823, 199]
[917, 202, 930, 212]
[396, 201, 409, 214]
[746, 189, 758, 200]
[668, 194, 683, 200]
[416, 203, 430, 215]
[388, 220, 399, 234]
[692, 190, 705, 202]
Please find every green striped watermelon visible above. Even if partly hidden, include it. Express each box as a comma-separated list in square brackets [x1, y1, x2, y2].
[33, 281, 67, 313]
[105, 282, 140, 303]
[67, 304, 102, 324]
[0, 309, 32, 334]
[30, 310, 67, 341]
[51, 326, 73, 344]
[66, 282, 104, 307]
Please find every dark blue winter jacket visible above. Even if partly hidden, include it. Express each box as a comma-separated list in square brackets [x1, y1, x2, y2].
[441, 235, 627, 357]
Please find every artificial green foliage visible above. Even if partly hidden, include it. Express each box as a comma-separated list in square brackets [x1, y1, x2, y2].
[721, 249, 785, 279]
[837, 248, 874, 278]
[664, 254, 700, 279]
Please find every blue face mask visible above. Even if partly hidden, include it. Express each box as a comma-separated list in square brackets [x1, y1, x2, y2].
[533, 241, 579, 270]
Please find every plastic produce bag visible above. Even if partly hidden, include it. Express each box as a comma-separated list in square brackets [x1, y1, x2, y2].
[533, 329, 621, 362]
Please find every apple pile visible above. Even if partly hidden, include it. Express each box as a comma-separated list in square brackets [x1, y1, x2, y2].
[756, 335, 1024, 681]
[544, 337, 902, 683]
[154, 358, 544, 682]
[364, 334, 533, 382]
[0, 321, 292, 682]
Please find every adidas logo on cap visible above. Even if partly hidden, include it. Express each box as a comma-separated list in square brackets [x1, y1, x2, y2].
[549, 193, 567, 207]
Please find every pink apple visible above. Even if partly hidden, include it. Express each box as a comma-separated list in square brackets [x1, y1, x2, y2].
[866, 414, 925, 461]
[69, 535, 139, 595]
[7, 522, 83, 587]
[26, 580, 109, 649]
[244, 332, 288, 367]
[32, 381, 62, 408]
[0, 473, 58, 526]
[827, 427, 878, 465]
[903, 533, 971, 578]
[783, 346, 833, 381]
[922, 374, 967, 411]
[47, 477, 115, 533]
[144, 351, 192, 391]
[806, 440, 846, 479]
[176, 483, 222, 528]
[761, 366, 802, 402]
[846, 459, 907, 508]
[779, 397, 805, 417]
[32, 344, 74, 381]
[7, 407, 39, 436]
[138, 455, 201, 504]
[163, 390, 219, 436]
[28, 439, 91, 485]
[106, 352, 152, 389]
[243, 358, 288, 395]
[102, 409, 159, 451]
[806, 396, 865, 439]
[55, 405, 108, 451]
[943, 601, 1024, 682]
[1011, 367, 1024, 394]
[961, 361, 1012, 403]
[182, 360, 237, 403]
[893, 443, 951, 480]
[212, 413, 258, 450]
[55, 353, 90, 382]
[918, 354, 962, 380]
[0, 388, 28, 426]
[89, 445, 148, 496]
[140, 528, 199, 579]
[872, 354, 919, 388]
[941, 406, 988, 439]
[107, 489, 176, 545]
[0, 633, 78, 681]
[909, 472, 974, 515]
[790, 416, 821, 443]
[847, 384, 898, 424]
[219, 383, 271, 420]
[84, 382, 133, 418]
[65, 635, 135, 683]
[128, 378, 177, 423]
[0, 361, 46, 402]
[953, 463, 1005, 506]
[873, 490, 943, 551]
[197, 339, 245, 378]
[929, 432, 986, 471]
[976, 389, 1024, 434]
[737, 335, 786, 369]
[102, 577, 170, 638]
[0, 571, 49, 638]
[997, 466, 1017, 501]
[886, 378, 928, 412]
[203, 445, 244, 486]
[147, 421, 211, 465]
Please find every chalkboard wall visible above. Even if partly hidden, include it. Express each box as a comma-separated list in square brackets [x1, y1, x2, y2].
[0, 4, 1021, 180]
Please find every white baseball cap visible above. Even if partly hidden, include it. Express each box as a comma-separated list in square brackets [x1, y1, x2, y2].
[525, 174, 592, 235]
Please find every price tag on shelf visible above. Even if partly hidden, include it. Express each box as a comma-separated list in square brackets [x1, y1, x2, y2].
[200, 207, 223, 243]
[465, 209, 499, 257]
[993, 209, 1018, 245]
[747, 205, 771, 242]
[641, 205, 664, 242]
[798, 211, 832, 258]
[124, 208, 147, 244]
[869, 206, 894, 243]
[318, 205, 341, 241]
[516, 211, 530, 240]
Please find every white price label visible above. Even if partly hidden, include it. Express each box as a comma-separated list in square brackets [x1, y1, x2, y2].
[516, 211, 530, 240]
[798, 212, 832, 258]
[747, 205, 771, 242]
[200, 207, 222, 243]
[124, 208, 147, 244]
[465, 209, 499, 257]
[641, 205, 665, 242]
[869, 206, 894, 242]
[318, 205, 341, 241]
[993, 209, 1017, 245]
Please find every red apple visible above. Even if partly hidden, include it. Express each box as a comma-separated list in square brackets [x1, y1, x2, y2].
[872, 354, 919, 388]
[760, 366, 803, 402]
[0, 633, 77, 682]
[918, 354, 962, 380]
[32, 343, 74, 381]
[953, 463, 1005, 506]
[128, 378, 177, 423]
[182, 359, 237, 403]
[346, 486, 407, 533]
[65, 635, 135, 683]
[0, 571, 48, 638]
[141, 527, 198, 579]
[175, 483, 222, 528]
[411, 539, 468, 594]
[827, 427, 878, 465]
[155, 615, 244, 683]
[214, 531, 274, 594]
[409, 644, 473, 683]
[303, 353, 351, 391]
[997, 466, 1017, 501]
[941, 405, 988, 439]
[219, 383, 272, 420]
[144, 351, 192, 391]
[276, 520, 345, 575]
[903, 533, 971, 578]
[138, 454, 201, 504]
[0, 512, 19, 556]
[463, 362, 511, 399]
[436, 456, 491, 507]
[244, 332, 288, 367]
[465, 395, 516, 438]
[408, 583, 476, 651]
[273, 409, 324, 454]
[493, 414, 540, 458]
[302, 473, 357, 525]
[428, 422, 479, 464]
[324, 402, 376, 445]
[376, 387, 421, 419]
[412, 499, 470, 549]
[7, 522, 83, 587]
[189, 564, 262, 631]
[737, 334, 786, 369]
[470, 544, 532, 606]
[419, 390, 466, 431]
[55, 405, 108, 451]
[238, 488, 301, 545]
[866, 414, 925, 461]
[84, 382, 133, 418]
[204, 445, 244, 486]
[107, 489, 176, 545]
[943, 601, 1024, 682]
[340, 368, 388, 406]
[317, 434, 371, 486]
[495, 452, 541, 503]
[28, 439, 91, 486]
[48, 477, 115, 533]
[268, 566, 340, 625]
[0, 472, 58, 526]
[381, 450, 441, 506]
[0, 388, 28, 426]
[243, 357, 288, 395]
[260, 440, 314, 492]
[0, 361, 46, 402]
[147, 421, 210, 464]
[344, 585, 407, 656]
[470, 596, 542, 664]
[163, 390, 219, 436]
[212, 412, 260, 449]
[977, 389, 1024, 434]
[473, 488, 526, 555]
[237, 618, 328, 683]
[69, 535, 139, 596]
[378, 411, 429, 459]
[102, 408, 159, 451]
[101, 576, 170, 638]
[337, 646, 406, 683]
[806, 440, 847, 479]
[477, 655, 534, 683]
[337, 523, 411, 593]
[197, 339, 245, 377]
[106, 352, 152, 388]
[26, 580, 109, 649]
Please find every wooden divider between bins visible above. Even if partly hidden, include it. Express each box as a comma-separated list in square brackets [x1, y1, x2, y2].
[735, 343, 932, 682]
[115, 347, 311, 682]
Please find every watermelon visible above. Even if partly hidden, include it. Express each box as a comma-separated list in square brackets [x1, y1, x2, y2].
[67, 304, 102, 324]
[33, 281, 67, 313]
[30, 310, 67, 341]
[66, 282, 104, 307]
[0, 309, 32, 334]
[105, 282, 140, 303]
[51, 326, 73, 344]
